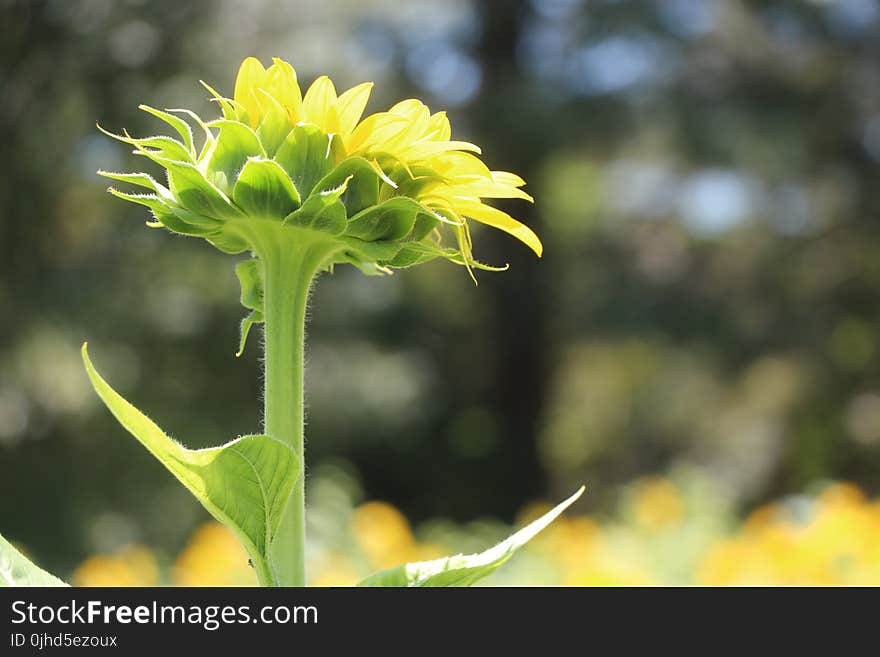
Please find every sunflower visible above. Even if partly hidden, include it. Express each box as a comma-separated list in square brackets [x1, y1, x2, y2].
[99, 56, 540, 276]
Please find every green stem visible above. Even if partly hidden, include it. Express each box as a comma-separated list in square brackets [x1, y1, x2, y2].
[246, 223, 336, 586]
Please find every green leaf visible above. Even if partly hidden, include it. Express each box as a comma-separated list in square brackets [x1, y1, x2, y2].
[160, 158, 242, 220]
[358, 486, 585, 587]
[312, 157, 380, 215]
[204, 119, 265, 189]
[151, 207, 222, 237]
[139, 104, 195, 156]
[235, 258, 264, 356]
[339, 237, 402, 272]
[82, 344, 299, 586]
[98, 124, 193, 163]
[206, 230, 251, 255]
[274, 124, 335, 200]
[168, 108, 216, 161]
[200, 80, 241, 122]
[106, 189, 170, 215]
[232, 158, 301, 219]
[97, 170, 172, 198]
[411, 213, 440, 242]
[0, 534, 67, 587]
[385, 163, 446, 200]
[346, 197, 426, 241]
[237, 311, 263, 358]
[385, 240, 458, 268]
[283, 179, 348, 236]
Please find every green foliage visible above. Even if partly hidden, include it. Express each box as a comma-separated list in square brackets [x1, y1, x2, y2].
[358, 487, 584, 586]
[235, 258, 264, 356]
[282, 182, 347, 237]
[233, 158, 301, 219]
[81, 345, 299, 586]
[274, 125, 336, 200]
[0, 534, 67, 587]
[346, 197, 426, 242]
[205, 119, 265, 187]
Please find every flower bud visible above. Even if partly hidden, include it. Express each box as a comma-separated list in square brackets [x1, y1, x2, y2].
[99, 57, 541, 276]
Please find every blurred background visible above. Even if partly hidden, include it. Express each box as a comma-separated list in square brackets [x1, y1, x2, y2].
[2, 0, 880, 586]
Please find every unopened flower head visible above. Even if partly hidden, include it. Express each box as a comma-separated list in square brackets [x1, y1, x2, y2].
[99, 56, 541, 275]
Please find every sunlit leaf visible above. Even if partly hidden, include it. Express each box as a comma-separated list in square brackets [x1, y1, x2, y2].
[82, 344, 299, 586]
[346, 197, 426, 241]
[204, 119, 265, 188]
[0, 535, 67, 587]
[232, 157, 301, 219]
[139, 104, 195, 156]
[358, 486, 584, 587]
[313, 156, 380, 215]
[274, 124, 335, 200]
[235, 258, 264, 356]
[284, 178, 348, 235]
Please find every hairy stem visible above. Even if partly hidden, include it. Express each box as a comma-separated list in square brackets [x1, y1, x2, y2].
[249, 224, 335, 586]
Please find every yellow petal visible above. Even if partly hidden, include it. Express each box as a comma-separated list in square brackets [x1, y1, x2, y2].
[427, 111, 451, 141]
[382, 103, 431, 153]
[266, 58, 303, 123]
[453, 199, 543, 257]
[445, 179, 534, 202]
[429, 151, 492, 178]
[389, 99, 429, 120]
[302, 76, 340, 134]
[234, 57, 268, 128]
[347, 112, 409, 153]
[491, 171, 527, 187]
[337, 82, 374, 136]
[402, 140, 481, 160]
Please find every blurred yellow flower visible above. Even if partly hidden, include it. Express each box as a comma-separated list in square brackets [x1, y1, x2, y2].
[310, 552, 361, 587]
[71, 480, 880, 587]
[630, 477, 684, 533]
[699, 483, 880, 585]
[73, 545, 158, 587]
[173, 523, 257, 586]
[352, 500, 420, 570]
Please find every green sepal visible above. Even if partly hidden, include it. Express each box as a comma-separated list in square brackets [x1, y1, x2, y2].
[168, 108, 216, 161]
[0, 534, 67, 587]
[238, 311, 264, 358]
[206, 230, 251, 255]
[233, 158, 301, 219]
[98, 124, 193, 164]
[204, 120, 265, 190]
[274, 124, 335, 200]
[168, 206, 226, 231]
[386, 163, 447, 200]
[152, 208, 222, 237]
[106, 189, 170, 215]
[200, 80, 241, 122]
[158, 158, 242, 220]
[235, 258, 264, 356]
[340, 237, 402, 264]
[98, 170, 171, 197]
[346, 197, 427, 241]
[82, 344, 299, 586]
[385, 240, 459, 268]
[410, 213, 440, 241]
[358, 486, 584, 587]
[139, 104, 195, 156]
[312, 157, 380, 216]
[283, 178, 348, 236]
